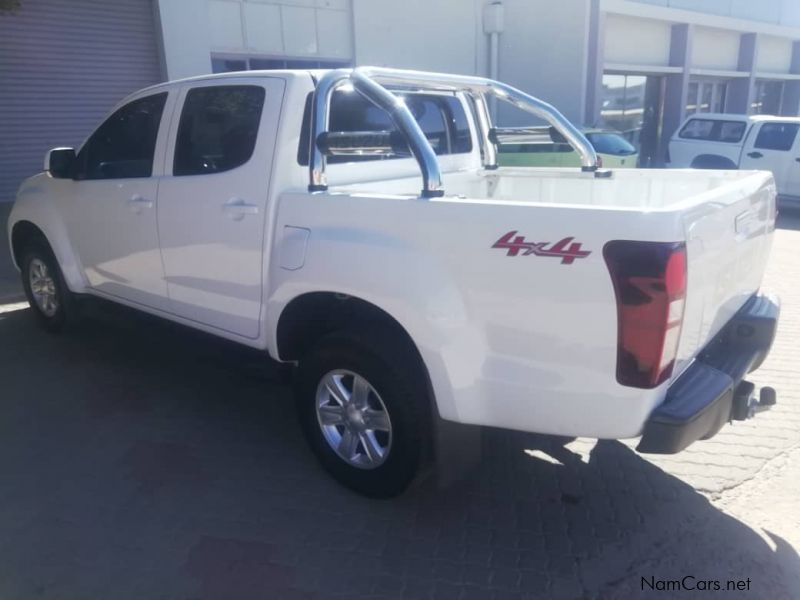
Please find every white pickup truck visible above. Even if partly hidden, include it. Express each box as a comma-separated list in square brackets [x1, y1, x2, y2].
[668, 112, 800, 207]
[7, 68, 780, 497]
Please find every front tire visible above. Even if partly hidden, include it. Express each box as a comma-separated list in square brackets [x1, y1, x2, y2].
[20, 244, 76, 333]
[295, 330, 428, 498]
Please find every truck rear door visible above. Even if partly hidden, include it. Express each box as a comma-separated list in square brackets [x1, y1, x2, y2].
[739, 121, 799, 195]
[156, 76, 285, 339]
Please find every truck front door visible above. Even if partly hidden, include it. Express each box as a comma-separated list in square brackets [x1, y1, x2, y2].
[157, 78, 285, 338]
[740, 121, 800, 195]
[66, 91, 172, 310]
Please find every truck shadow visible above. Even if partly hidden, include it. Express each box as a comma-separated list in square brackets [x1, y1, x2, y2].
[0, 301, 797, 599]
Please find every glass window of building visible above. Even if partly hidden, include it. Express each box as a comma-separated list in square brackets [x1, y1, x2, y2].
[600, 73, 664, 167]
[686, 80, 728, 115]
[751, 80, 785, 115]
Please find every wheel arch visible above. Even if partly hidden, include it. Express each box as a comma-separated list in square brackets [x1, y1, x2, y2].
[8, 213, 86, 293]
[690, 154, 738, 169]
[275, 291, 437, 409]
[10, 220, 50, 269]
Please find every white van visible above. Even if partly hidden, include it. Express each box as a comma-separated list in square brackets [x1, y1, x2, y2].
[668, 113, 800, 206]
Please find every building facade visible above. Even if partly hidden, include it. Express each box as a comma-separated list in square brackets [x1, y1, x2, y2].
[2, 0, 800, 201]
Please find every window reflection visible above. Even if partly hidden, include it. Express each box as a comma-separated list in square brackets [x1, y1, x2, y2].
[686, 79, 728, 115]
[600, 73, 663, 167]
[752, 80, 784, 115]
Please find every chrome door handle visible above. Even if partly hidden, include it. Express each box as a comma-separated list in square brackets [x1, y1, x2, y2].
[127, 194, 153, 213]
[747, 151, 763, 159]
[222, 198, 259, 220]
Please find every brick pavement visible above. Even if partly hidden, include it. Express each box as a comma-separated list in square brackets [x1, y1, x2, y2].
[0, 210, 797, 599]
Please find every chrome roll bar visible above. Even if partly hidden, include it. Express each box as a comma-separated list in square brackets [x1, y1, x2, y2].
[309, 67, 599, 197]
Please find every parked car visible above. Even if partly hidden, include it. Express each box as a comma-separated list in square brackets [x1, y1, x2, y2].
[7, 68, 780, 497]
[498, 129, 638, 168]
[668, 113, 800, 207]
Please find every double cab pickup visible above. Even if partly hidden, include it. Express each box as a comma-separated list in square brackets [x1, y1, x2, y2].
[8, 67, 780, 496]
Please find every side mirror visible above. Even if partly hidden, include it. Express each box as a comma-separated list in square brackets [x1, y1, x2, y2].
[45, 147, 76, 179]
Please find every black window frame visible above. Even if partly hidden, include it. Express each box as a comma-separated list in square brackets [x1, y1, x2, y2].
[74, 92, 168, 181]
[297, 90, 473, 166]
[173, 84, 266, 177]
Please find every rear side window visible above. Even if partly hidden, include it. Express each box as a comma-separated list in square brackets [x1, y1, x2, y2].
[678, 118, 746, 143]
[754, 122, 799, 151]
[76, 92, 167, 180]
[297, 91, 472, 165]
[174, 85, 265, 176]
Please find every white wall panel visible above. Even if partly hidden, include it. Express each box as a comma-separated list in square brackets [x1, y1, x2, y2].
[318, 0, 349, 9]
[197, 0, 353, 60]
[604, 14, 671, 66]
[352, 0, 479, 74]
[281, 5, 319, 55]
[756, 35, 793, 73]
[209, 0, 244, 48]
[243, 2, 283, 53]
[157, 0, 213, 78]
[691, 27, 740, 70]
[316, 8, 352, 58]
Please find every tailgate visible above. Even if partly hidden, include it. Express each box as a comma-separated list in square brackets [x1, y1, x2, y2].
[673, 173, 776, 378]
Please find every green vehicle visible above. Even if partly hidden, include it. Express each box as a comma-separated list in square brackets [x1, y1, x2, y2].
[498, 129, 639, 168]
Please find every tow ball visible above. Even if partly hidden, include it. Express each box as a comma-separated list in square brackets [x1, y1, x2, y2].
[731, 381, 777, 421]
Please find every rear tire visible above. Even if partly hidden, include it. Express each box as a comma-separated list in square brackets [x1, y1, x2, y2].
[20, 243, 76, 333]
[295, 329, 429, 498]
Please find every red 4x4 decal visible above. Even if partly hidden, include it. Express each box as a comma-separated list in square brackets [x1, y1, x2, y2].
[492, 231, 591, 265]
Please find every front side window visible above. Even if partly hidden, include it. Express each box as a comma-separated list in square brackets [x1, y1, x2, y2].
[76, 93, 167, 180]
[754, 122, 799, 151]
[173, 85, 265, 176]
[297, 91, 473, 165]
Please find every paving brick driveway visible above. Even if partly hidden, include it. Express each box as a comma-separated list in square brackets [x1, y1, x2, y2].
[0, 210, 798, 599]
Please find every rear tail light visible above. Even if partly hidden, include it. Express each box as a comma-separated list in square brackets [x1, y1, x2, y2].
[603, 241, 687, 389]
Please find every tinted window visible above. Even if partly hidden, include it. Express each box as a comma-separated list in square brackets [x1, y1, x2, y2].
[174, 86, 265, 176]
[585, 133, 636, 155]
[754, 122, 799, 151]
[501, 143, 572, 154]
[76, 93, 167, 180]
[298, 91, 472, 165]
[678, 118, 746, 143]
[719, 121, 745, 143]
[679, 119, 714, 140]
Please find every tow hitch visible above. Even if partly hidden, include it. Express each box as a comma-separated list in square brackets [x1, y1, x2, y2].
[731, 381, 777, 421]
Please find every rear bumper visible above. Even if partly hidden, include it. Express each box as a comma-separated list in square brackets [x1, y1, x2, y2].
[637, 293, 779, 454]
